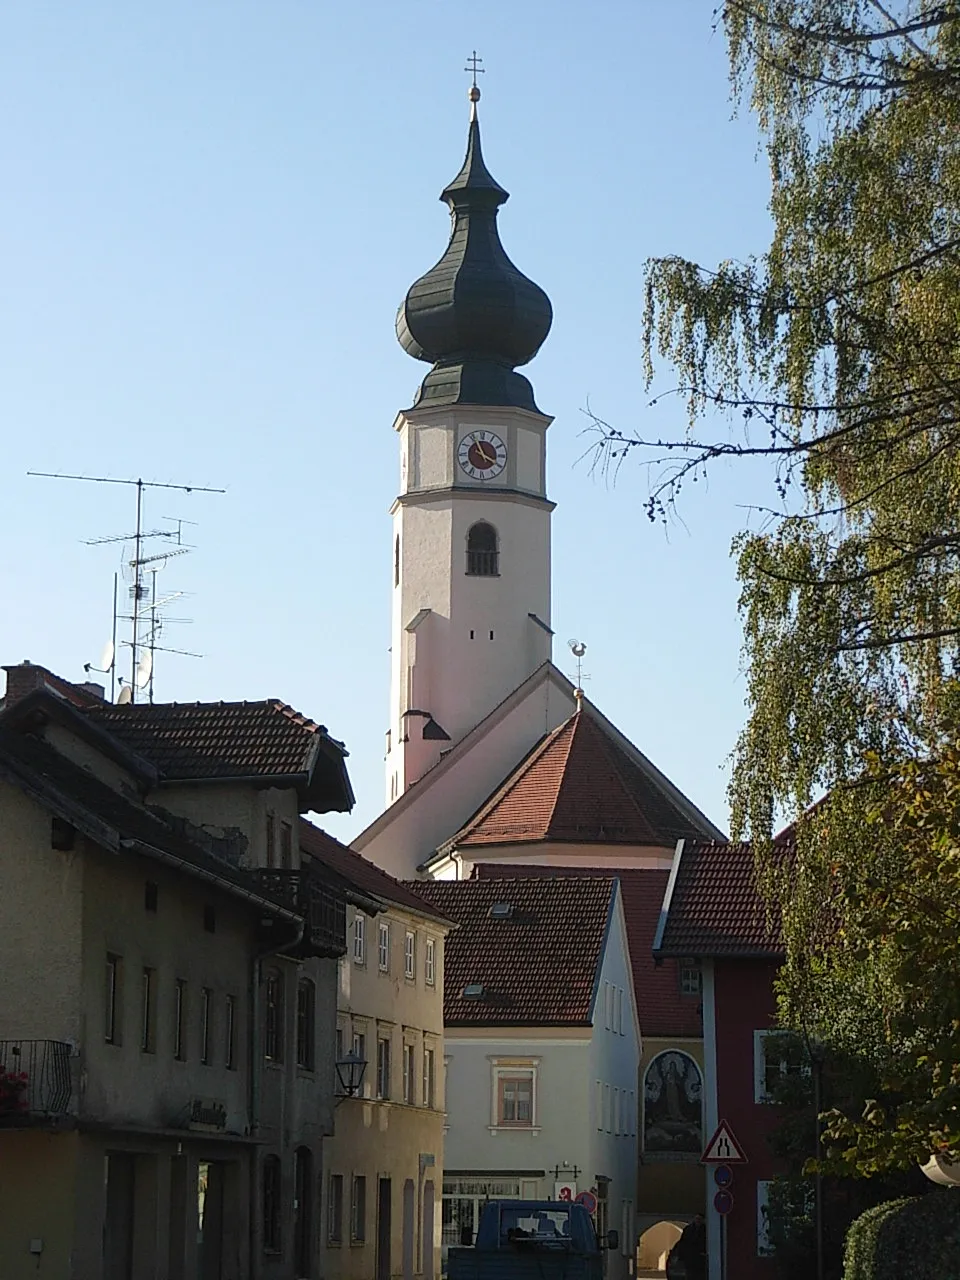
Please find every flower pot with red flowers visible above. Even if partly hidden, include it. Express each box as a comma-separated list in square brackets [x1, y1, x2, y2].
[0, 1069, 29, 1119]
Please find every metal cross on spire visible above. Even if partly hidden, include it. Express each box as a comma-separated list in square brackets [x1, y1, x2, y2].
[464, 50, 485, 89]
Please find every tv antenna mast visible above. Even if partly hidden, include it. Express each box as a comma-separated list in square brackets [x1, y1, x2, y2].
[29, 472, 224, 702]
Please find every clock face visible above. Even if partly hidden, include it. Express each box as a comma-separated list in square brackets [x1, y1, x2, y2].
[458, 431, 507, 481]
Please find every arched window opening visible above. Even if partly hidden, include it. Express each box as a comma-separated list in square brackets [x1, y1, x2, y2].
[466, 523, 499, 577]
[394, 535, 400, 587]
[264, 969, 284, 1063]
[294, 1147, 313, 1276]
[296, 978, 315, 1071]
[643, 1051, 702, 1155]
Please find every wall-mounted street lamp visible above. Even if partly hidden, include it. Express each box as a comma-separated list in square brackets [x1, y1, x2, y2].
[335, 1050, 367, 1100]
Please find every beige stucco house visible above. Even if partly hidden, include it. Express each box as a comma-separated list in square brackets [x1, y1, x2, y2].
[0, 665, 361, 1280]
[300, 825, 454, 1280]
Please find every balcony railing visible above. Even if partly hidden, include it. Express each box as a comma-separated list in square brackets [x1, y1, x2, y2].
[0, 1040, 72, 1121]
[251, 868, 347, 959]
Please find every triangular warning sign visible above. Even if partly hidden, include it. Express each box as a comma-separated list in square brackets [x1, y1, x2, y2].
[701, 1119, 748, 1164]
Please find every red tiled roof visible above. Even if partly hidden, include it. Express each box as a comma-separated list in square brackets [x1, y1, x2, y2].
[87, 700, 328, 778]
[408, 877, 615, 1026]
[654, 841, 784, 959]
[299, 821, 453, 925]
[83, 700, 354, 811]
[451, 708, 711, 849]
[473, 864, 701, 1039]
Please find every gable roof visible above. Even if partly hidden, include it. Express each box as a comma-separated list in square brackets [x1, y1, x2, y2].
[653, 840, 784, 960]
[299, 820, 454, 926]
[473, 863, 701, 1038]
[0, 726, 298, 921]
[448, 706, 718, 850]
[85, 700, 354, 812]
[353, 660, 573, 855]
[408, 876, 615, 1026]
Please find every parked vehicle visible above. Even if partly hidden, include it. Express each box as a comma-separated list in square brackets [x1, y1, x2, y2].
[447, 1200, 619, 1280]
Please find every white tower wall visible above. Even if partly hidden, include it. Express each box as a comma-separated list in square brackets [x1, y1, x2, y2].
[386, 403, 554, 803]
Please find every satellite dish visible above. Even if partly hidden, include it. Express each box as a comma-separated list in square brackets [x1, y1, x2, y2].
[135, 649, 153, 689]
[100, 641, 115, 672]
[116, 685, 133, 705]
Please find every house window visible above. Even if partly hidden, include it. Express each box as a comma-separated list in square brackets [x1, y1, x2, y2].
[263, 1155, 282, 1253]
[328, 1173, 344, 1244]
[203, 904, 217, 933]
[353, 914, 366, 965]
[754, 1030, 809, 1103]
[265, 814, 277, 868]
[378, 922, 390, 972]
[200, 987, 212, 1065]
[280, 821, 293, 869]
[604, 1082, 611, 1132]
[377, 1036, 391, 1099]
[425, 938, 436, 985]
[404, 931, 416, 979]
[394, 535, 400, 587]
[423, 1047, 435, 1108]
[403, 1043, 416, 1104]
[466, 521, 499, 576]
[643, 1051, 703, 1155]
[297, 979, 316, 1071]
[265, 970, 284, 1063]
[144, 881, 158, 912]
[351, 1175, 367, 1242]
[225, 994, 236, 1069]
[614, 1087, 620, 1136]
[596, 1080, 603, 1131]
[680, 964, 702, 996]
[174, 979, 186, 1060]
[352, 1029, 366, 1093]
[105, 953, 122, 1045]
[497, 1073, 534, 1127]
[140, 967, 156, 1053]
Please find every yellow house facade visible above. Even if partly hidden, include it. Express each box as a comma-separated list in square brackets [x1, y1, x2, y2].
[308, 832, 453, 1280]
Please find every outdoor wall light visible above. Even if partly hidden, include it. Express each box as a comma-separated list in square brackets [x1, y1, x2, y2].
[335, 1050, 367, 1099]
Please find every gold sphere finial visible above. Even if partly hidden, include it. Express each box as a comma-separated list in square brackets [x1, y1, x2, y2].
[468, 83, 481, 104]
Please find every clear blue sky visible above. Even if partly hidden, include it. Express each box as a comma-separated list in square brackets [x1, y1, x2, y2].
[0, 2, 777, 840]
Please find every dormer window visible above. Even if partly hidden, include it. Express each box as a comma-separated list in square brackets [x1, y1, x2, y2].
[466, 523, 499, 576]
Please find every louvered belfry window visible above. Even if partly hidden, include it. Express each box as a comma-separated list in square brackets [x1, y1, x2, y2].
[466, 522, 499, 576]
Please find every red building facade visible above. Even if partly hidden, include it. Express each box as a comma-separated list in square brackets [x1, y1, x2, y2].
[654, 841, 786, 1280]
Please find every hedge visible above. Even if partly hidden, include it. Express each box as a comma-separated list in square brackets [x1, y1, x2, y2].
[843, 1190, 960, 1280]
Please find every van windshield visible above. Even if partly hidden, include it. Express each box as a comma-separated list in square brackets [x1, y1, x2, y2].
[499, 1207, 573, 1249]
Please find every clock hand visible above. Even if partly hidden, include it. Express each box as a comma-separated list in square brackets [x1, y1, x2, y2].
[477, 442, 496, 465]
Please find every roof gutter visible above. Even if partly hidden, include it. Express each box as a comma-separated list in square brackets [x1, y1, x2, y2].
[120, 838, 303, 922]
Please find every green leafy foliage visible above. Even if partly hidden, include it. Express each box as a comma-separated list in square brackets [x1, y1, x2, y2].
[607, 1, 960, 1174]
[843, 1191, 960, 1280]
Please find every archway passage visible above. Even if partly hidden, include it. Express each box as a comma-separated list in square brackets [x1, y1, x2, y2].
[638, 1220, 683, 1277]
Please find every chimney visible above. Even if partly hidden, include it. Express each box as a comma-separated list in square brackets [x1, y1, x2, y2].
[2, 661, 106, 710]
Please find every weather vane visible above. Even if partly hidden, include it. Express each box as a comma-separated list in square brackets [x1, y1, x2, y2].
[568, 640, 589, 699]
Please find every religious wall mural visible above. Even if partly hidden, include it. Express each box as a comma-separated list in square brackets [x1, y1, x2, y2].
[643, 1051, 702, 1155]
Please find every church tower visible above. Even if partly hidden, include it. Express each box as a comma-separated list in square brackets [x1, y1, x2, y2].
[387, 84, 554, 803]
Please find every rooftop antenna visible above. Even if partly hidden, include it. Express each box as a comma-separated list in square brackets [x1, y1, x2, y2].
[83, 573, 119, 702]
[29, 472, 224, 702]
[567, 639, 589, 701]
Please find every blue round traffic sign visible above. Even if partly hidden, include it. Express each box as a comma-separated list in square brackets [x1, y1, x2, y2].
[714, 1189, 734, 1216]
[714, 1165, 734, 1188]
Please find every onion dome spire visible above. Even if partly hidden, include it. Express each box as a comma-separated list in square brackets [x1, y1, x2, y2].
[396, 79, 553, 413]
